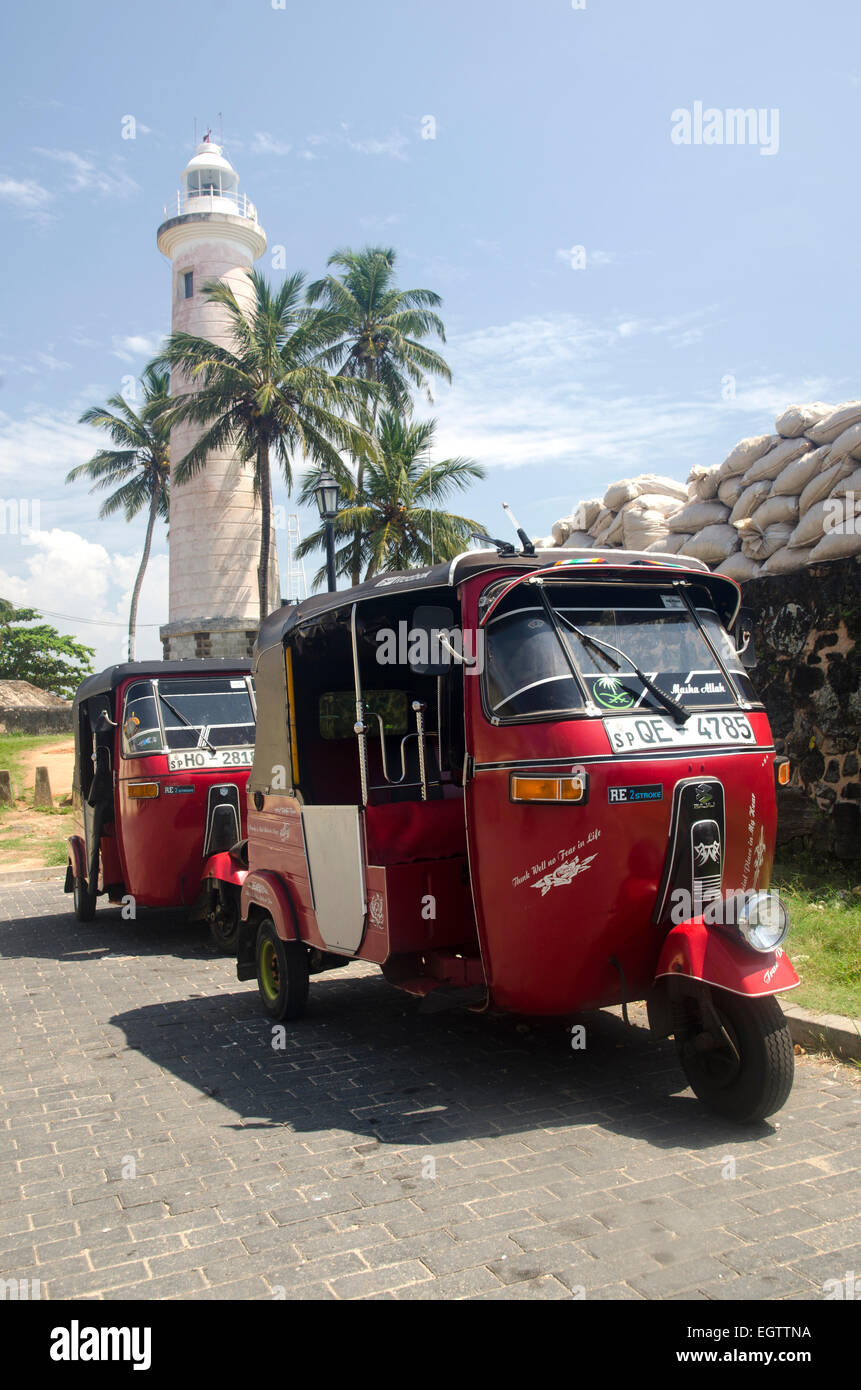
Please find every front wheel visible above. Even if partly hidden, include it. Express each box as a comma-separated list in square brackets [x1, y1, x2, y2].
[256, 918, 309, 1022]
[673, 990, 794, 1124]
[72, 873, 97, 923]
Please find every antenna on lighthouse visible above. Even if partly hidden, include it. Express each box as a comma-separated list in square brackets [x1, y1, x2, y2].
[218, 112, 223, 145]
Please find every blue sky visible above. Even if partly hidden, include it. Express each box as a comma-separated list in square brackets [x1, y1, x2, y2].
[1, 0, 860, 665]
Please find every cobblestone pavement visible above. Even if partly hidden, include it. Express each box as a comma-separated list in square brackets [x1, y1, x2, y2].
[0, 881, 858, 1302]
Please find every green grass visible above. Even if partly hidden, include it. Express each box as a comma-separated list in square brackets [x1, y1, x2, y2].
[0, 733, 69, 801]
[0, 834, 68, 867]
[772, 855, 861, 1020]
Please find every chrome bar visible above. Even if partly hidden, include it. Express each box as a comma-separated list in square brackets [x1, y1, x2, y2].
[350, 604, 369, 806]
[412, 701, 429, 801]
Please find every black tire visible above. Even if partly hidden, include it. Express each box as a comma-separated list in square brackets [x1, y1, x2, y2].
[209, 891, 240, 951]
[255, 917, 309, 1022]
[72, 874, 97, 923]
[673, 990, 794, 1124]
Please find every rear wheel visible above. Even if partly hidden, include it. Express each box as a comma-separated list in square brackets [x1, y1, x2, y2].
[673, 989, 794, 1124]
[256, 918, 309, 1022]
[209, 888, 240, 951]
[72, 873, 97, 923]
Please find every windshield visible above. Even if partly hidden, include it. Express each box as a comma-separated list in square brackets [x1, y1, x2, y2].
[122, 677, 255, 756]
[483, 582, 749, 720]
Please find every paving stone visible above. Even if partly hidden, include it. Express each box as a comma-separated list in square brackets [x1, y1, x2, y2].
[1, 882, 858, 1304]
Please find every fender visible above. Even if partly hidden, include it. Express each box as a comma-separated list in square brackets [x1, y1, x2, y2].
[240, 869, 301, 943]
[655, 916, 800, 998]
[66, 835, 87, 890]
[202, 849, 248, 890]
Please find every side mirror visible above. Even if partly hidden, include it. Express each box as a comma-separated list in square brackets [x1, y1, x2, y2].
[94, 711, 117, 736]
[408, 605, 458, 676]
[733, 607, 757, 670]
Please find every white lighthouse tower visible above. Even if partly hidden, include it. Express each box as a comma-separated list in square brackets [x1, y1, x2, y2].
[157, 136, 279, 659]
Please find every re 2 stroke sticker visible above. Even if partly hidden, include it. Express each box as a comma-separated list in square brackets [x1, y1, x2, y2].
[608, 784, 663, 804]
[604, 712, 755, 753]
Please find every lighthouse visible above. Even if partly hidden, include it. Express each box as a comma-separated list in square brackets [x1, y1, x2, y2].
[157, 137, 279, 659]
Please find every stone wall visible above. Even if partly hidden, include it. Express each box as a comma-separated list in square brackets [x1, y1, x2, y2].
[0, 707, 73, 735]
[742, 556, 860, 859]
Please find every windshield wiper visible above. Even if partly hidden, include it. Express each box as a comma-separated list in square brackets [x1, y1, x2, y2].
[550, 608, 688, 725]
[157, 693, 217, 752]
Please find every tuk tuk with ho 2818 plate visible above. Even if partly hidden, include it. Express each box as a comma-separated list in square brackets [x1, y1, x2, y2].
[229, 547, 799, 1123]
[66, 659, 256, 946]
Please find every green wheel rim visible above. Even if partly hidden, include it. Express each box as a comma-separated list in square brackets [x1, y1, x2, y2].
[259, 939, 281, 1002]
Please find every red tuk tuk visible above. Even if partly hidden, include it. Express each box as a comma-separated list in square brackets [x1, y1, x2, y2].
[66, 660, 255, 945]
[231, 548, 799, 1123]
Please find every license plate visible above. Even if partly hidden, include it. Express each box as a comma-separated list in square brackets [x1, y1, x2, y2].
[603, 712, 755, 754]
[166, 748, 253, 771]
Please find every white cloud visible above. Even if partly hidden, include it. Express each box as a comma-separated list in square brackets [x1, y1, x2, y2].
[0, 176, 52, 218]
[0, 528, 168, 667]
[34, 148, 139, 197]
[251, 132, 292, 156]
[346, 132, 410, 159]
[422, 311, 837, 533]
[111, 333, 164, 363]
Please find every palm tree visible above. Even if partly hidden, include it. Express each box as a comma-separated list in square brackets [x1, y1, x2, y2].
[158, 269, 373, 620]
[307, 247, 452, 582]
[298, 412, 485, 586]
[68, 364, 170, 660]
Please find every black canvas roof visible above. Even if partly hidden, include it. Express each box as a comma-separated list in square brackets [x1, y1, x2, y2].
[73, 659, 252, 708]
[256, 547, 740, 653]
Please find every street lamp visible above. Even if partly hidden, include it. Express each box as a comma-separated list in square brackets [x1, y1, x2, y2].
[314, 470, 340, 593]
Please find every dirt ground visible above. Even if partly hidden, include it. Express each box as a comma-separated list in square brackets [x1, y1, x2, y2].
[17, 739, 74, 800]
[0, 739, 74, 870]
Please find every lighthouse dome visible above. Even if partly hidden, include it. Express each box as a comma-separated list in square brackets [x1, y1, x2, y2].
[180, 140, 246, 213]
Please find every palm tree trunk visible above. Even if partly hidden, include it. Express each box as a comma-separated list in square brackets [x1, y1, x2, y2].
[128, 478, 159, 661]
[350, 362, 379, 586]
[257, 440, 272, 621]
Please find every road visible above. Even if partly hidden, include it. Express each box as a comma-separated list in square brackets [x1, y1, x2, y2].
[0, 881, 858, 1300]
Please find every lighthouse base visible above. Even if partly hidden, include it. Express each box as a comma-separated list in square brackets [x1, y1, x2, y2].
[159, 617, 260, 661]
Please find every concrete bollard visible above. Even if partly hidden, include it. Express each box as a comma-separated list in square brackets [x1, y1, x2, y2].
[0, 770, 12, 805]
[33, 766, 53, 809]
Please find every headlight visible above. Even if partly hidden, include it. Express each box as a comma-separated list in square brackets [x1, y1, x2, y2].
[736, 890, 789, 953]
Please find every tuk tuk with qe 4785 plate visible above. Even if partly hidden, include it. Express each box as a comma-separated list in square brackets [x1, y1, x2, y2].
[227, 546, 799, 1124]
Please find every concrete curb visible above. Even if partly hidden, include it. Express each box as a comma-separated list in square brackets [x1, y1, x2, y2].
[0, 866, 66, 887]
[782, 1002, 861, 1063]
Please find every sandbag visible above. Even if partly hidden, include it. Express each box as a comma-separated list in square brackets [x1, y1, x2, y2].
[760, 545, 814, 575]
[749, 494, 799, 530]
[808, 401, 861, 445]
[830, 465, 861, 498]
[679, 524, 738, 565]
[636, 474, 689, 502]
[729, 480, 772, 524]
[633, 492, 685, 517]
[808, 527, 861, 562]
[717, 435, 776, 480]
[687, 464, 721, 501]
[770, 444, 832, 497]
[716, 552, 762, 580]
[645, 533, 689, 554]
[826, 421, 861, 463]
[717, 474, 746, 507]
[556, 529, 595, 549]
[774, 402, 831, 438]
[668, 499, 730, 532]
[799, 459, 856, 514]
[574, 499, 603, 532]
[588, 507, 612, 537]
[741, 522, 794, 561]
[622, 508, 673, 551]
[743, 436, 811, 484]
[603, 480, 641, 511]
[788, 500, 831, 549]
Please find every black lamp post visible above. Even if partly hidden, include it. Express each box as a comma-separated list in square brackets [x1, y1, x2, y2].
[314, 470, 340, 593]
